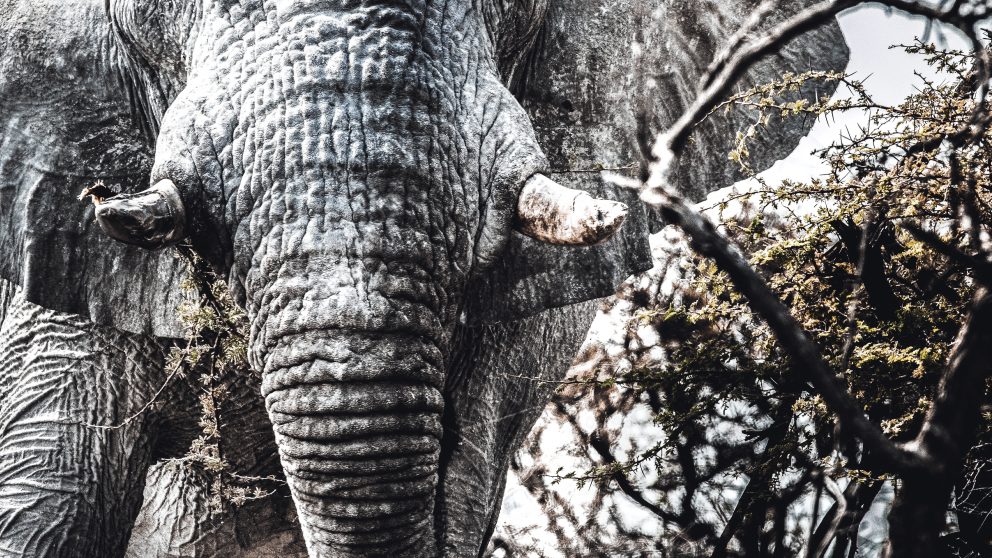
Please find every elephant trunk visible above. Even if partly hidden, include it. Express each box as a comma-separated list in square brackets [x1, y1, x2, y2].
[227, 12, 464, 549]
[260, 331, 444, 556]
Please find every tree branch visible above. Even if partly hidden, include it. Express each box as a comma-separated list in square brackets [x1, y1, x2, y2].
[654, 0, 989, 161]
[648, 190, 927, 473]
[902, 223, 992, 286]
[913, 288, 992, 468]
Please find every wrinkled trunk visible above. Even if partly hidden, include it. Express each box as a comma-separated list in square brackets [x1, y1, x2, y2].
[236, 38, 465, 548]
[261, 332, 444, 555]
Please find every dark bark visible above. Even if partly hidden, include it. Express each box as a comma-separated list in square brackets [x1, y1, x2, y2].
[885, 290, 992, 557]
[829, 219, 903, 321]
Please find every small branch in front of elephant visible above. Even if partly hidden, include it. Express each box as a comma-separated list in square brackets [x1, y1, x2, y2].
[160, 457, 286, 506]
[498, 371, 571, 385]
[85, 349, 187, 431]
[448, 403, 560, 436]
[701, 0, 778, 90]
[228, 472, 287, 486]
[174, 244, 249, 342]
[498, 368, 677, 389]
[150, 245, 261, 513]
[660, 0, 856, 158]
[498, 370, 616, 387]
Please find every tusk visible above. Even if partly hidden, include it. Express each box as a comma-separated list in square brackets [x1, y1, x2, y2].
[514, 174, 628, 246]
[84, 179, 187, 250]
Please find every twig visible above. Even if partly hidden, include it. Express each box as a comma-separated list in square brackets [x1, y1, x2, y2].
[549, 164, 639, 175]
[86, 353, 186, 430]
[646, 188, 925, 473]
[902, 222, 992, 286]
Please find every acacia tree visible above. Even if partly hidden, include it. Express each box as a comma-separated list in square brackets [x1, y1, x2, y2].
[495, 2, 992, 557]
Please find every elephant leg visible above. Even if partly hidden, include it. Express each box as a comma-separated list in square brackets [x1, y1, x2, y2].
[127, 358, 307, 557]
[127, 463, 306, 558]
[439, 300, 599, 557]
[0, 288, 166, 557]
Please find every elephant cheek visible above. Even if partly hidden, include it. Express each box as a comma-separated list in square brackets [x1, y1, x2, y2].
[260, 332, 444, 556]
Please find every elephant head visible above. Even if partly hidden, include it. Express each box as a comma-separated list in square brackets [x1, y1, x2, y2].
[0, 0, 847, 556]
[1, 1, 643, 555]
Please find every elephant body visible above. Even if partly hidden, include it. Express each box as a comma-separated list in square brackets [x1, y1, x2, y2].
[0, 277, 306, 557]
[0, 1, 849, 556]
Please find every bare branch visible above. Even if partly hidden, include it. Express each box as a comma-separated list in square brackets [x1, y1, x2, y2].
[659, 0, 856, 158]
[586, 430, 682, 525]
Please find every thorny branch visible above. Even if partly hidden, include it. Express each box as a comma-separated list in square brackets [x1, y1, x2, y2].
[639, 0, 992, 478]
[656, 0, 991, 164]
[647, 188, 926, 473]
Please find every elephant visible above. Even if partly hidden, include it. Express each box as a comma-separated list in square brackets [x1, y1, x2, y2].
[0, 1, 849, 557]
[0, 278, 309, 556]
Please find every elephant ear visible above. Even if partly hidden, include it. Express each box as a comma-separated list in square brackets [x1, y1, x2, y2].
[466, 0, 850, 323]
[0, 1, 187, 337]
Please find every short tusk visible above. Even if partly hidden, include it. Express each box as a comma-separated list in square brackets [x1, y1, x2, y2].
[514, 174, 628, 246]
[82, 179, 187, 250]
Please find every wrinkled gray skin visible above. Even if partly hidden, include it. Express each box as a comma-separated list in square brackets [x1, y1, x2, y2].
[0, 1, 848, 557]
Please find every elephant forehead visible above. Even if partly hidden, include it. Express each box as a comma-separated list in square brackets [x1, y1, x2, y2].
[198, 0, 456, 71]
[170, 6, 486, 250]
